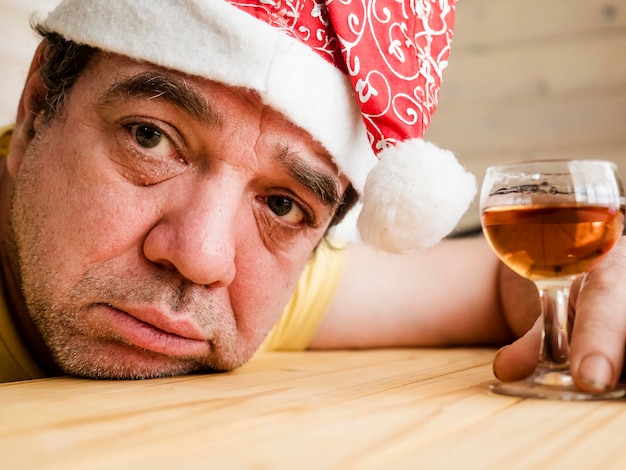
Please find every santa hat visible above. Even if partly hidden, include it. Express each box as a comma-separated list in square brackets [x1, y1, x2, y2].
[42, 0, 476, 252]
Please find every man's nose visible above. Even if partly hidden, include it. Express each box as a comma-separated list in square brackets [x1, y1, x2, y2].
[143, 181, 239, 288]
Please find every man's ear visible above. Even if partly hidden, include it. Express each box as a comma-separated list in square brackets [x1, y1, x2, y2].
[6, 42, 48, 177]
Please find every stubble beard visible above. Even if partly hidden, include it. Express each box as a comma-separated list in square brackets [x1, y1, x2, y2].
[10, 225, 250, 379]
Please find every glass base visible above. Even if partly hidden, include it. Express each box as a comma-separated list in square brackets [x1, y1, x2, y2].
[490, 371, 626, 400]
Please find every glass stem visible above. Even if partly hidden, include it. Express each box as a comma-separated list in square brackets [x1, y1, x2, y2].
[535, 281, 573, 374]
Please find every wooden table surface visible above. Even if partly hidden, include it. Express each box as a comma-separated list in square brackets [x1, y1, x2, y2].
[2, 348, 626, 469]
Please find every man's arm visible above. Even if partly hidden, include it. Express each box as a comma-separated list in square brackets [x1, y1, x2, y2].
[313, 233, 626, 393]
[309, 236, 537, 349]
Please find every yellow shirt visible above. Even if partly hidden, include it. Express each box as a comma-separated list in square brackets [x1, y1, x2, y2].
[0, 125, 346, 382]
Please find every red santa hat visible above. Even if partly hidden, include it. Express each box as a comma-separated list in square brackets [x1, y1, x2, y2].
[42, 0, 476, 252]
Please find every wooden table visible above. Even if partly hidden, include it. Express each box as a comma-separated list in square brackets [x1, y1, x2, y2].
[2, 348, 625, 469]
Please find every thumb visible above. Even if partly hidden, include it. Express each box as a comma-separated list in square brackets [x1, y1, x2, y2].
[492, 316, 542, 382]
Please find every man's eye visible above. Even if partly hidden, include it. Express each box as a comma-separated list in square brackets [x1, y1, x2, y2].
[117, 121, 186, 185]
[125, 122, 178, 160]
[268, 196, 292, 216]
[267, 195, 305, 224]
[135, 125, 162, 148]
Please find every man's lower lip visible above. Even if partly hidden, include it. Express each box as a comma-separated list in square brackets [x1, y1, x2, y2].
[101, 305, 209, 357]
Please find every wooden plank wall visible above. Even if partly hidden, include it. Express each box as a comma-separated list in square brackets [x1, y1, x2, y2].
[426, 0, 626, 232]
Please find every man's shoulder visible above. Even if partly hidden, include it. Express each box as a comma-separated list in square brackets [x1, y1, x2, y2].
[0, 125, 13, 159]
[0, 275, 47, 383]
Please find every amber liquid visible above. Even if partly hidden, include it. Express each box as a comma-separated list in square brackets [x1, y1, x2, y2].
[482, 204, 624, 280]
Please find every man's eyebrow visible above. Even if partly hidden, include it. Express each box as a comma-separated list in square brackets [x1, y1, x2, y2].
[277, 146, 342, 211]
[96, 71, 222, 126]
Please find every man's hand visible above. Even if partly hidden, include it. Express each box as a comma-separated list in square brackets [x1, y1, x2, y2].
[493, 236, 626, 392]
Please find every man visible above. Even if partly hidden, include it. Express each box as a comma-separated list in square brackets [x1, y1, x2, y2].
[1, 0, 625, 394]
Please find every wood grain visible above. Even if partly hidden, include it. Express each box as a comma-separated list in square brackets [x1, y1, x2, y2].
[2, 348, 626, 469]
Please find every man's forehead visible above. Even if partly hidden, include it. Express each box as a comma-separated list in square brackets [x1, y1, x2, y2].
[95, 54, 316, 137]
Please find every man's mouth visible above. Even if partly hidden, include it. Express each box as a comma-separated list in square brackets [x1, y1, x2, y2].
[98, 304, 210, 357]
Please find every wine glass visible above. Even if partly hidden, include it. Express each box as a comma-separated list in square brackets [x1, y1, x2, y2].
[480, 159, 625, 400]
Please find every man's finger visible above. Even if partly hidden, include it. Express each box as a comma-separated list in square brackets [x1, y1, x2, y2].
[570, 238, 626, 391]
[492, 316, 542, 382]
[569, 237, 626, 392]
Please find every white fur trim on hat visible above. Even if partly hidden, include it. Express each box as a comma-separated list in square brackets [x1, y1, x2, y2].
[357, 139, 477, 252]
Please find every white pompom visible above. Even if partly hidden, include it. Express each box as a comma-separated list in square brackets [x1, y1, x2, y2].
[356, 139, 476, 252]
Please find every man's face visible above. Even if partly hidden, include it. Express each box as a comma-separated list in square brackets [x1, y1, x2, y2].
[8, 53, 347, 379]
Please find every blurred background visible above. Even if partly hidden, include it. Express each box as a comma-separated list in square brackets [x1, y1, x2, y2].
[1, 0, 61, 122]
[2, 0, 625, 233]
[426, 0, 626, 232]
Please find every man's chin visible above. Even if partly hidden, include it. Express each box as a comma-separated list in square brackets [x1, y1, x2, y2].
[61, 357, 212, 380]
[50, 340, 214, 380]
